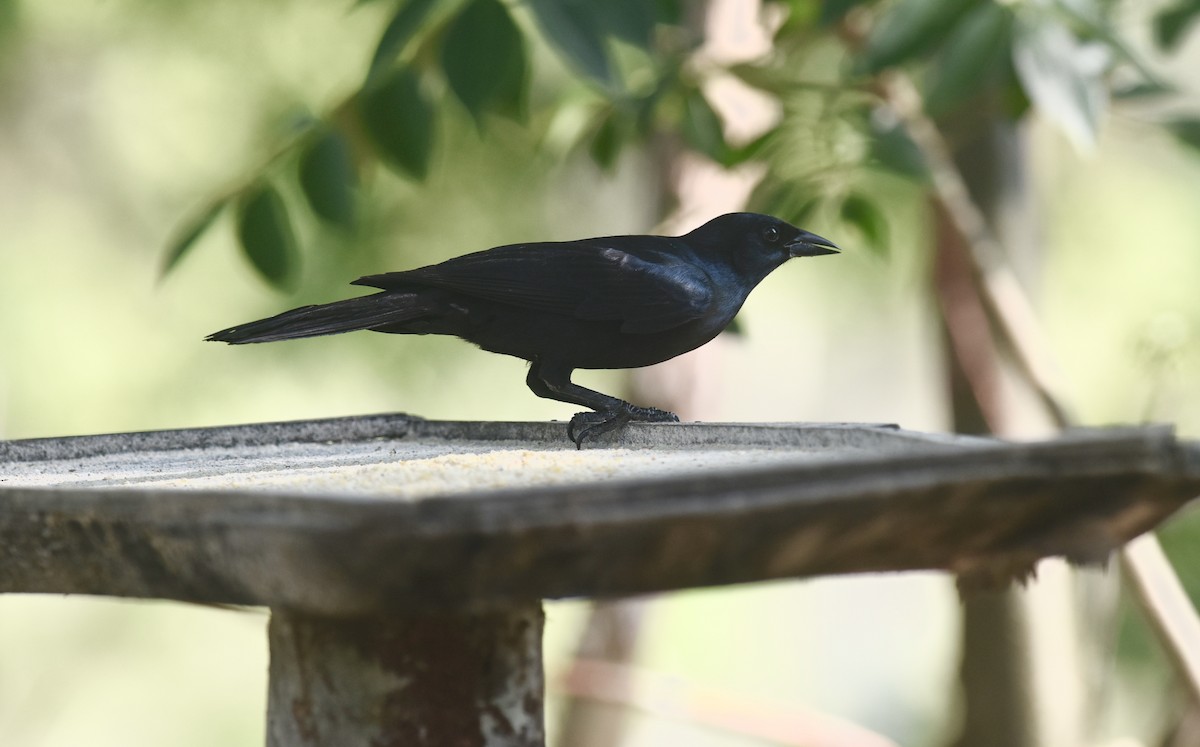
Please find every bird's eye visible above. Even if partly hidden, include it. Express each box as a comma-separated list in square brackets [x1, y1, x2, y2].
[763, 227, 780, 243]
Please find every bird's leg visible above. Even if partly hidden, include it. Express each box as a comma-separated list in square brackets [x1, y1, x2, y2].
[525, 360, 626, 412]
[527, 360, 678, 448]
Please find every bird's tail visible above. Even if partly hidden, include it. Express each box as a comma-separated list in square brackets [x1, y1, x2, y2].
[206, 293, 425, 344]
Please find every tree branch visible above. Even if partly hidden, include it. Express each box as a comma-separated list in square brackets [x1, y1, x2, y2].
[875, 66, 1200, 709]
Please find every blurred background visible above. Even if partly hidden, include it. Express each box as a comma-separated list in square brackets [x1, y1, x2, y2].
[2, 0, 1200, 745]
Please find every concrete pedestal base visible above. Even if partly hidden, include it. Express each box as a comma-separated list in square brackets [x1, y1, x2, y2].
[267, 604, 545, 747]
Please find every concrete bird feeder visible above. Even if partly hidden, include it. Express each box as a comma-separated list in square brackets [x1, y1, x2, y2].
[2, 414, 1198, 746]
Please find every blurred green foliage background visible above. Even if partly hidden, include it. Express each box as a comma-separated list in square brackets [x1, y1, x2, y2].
[3, 0, 1200, 745]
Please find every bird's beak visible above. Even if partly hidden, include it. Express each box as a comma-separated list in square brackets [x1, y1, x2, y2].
[787, 231, 840, 258]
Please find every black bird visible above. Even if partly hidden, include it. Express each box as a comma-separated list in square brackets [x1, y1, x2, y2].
[207, 212, 838, 447]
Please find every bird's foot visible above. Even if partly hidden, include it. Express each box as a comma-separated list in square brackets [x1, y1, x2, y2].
[567, 404, 679, 449]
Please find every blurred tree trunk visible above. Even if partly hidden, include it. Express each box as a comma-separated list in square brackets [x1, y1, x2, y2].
[936, 148, 1037, 745]
[555, 599, 651, 747]
[941, 114, 1089, 747]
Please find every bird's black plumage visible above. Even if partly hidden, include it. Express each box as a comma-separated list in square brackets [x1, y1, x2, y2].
[208, 212, 838, 446]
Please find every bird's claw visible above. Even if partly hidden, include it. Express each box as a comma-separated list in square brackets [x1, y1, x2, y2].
[567, 405, 679, 449]
[567, 410, 629, 449]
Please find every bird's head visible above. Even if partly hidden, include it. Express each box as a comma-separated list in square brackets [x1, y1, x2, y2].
[688, 213, 839, 282]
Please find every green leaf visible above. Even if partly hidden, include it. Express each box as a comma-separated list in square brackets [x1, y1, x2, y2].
[440, 0, 528, 123]
[1056, 2, 1164, 92]
[299, 130, 357, 230]
[634, 81, 668, 136]
[588, 112, 623, 172]
[1155, 0, 1200, 53]
[655, 0, 684, 27]
[528, 0, 616, 88]
[161, 199, 226, 276]
[723, 314, 745, 338]
[237, 183, 298, 290]
[924, 3, 1014, 116]
[367, 0, 440, 84]
[748, 179, 821, 227]
[727, 63, 780, 94]
[839, 193, 888, 256]
[866, 113, 928, 182]
[1113, 80, 1176, 100]
[594, 0, 658, 49]
[1165, 117, 1200, 154]
[1012, 12, 1108, 151]
[524, 0, 672, 88]
[860, 0, 979, 73]
[819, 0, 870, 27]
[781, 195, 822, 229]
[681, 88, 729, 164]
[360, 66, 435, 179]
[999, 63, 1031, 120]
[724, 126, 778, 167]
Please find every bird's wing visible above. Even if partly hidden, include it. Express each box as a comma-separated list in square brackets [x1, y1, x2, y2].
[352, 241, 714, 334]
